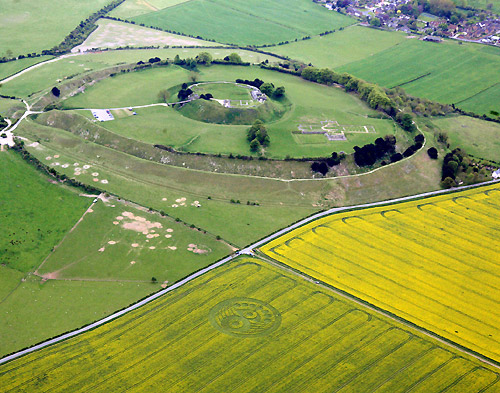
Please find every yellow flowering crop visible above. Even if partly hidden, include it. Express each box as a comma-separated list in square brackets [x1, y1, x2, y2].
[1, 258, 499, 392]
[261, 184, 500, 363]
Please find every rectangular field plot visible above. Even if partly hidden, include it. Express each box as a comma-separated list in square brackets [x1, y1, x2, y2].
[1, 258, 499, 392]
[261, 183, 500, 363]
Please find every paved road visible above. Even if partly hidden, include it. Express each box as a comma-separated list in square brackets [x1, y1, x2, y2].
[1, 178, 498, 366]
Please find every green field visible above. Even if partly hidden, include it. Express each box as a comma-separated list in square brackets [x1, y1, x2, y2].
[58, 65, 395, 158]
[0, 0, 111, 57]
[37, 198, 233, 282]
[0, 150, 154, 357]
[75, 18, 221, 51]
[456, 82, 500, 116]
[267, 25, 408, 69]
[110, 0, 192, 19]
[452, 0, 500, 13]
[340, 39, 500, 115]
[1, 258, 499, 392]
[424, 115, 500, 161]
[0, 56, 53, 81]
[130, 0, 354, 46]
[16, 115, 442, 247]
[0, 150, 90, 273]
[192, 82, 253, 100]
[0, 49, 281, 101]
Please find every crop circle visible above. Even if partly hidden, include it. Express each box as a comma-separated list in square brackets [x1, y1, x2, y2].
[209, 297, 281, 337]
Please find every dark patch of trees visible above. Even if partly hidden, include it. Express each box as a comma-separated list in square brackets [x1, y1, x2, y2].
[236, 78, 264, 89]
[311, 161, 329, 176]
[148, 57, 161, 63]
[51, 87, 60, 97]
[199, 93, 213, 100]
[427, 147, 438, 159]
[396, 112, 417, 132]
[353, 135, 396, 167]
[177, 87, 193, 101]
[247, 120, 270, 152]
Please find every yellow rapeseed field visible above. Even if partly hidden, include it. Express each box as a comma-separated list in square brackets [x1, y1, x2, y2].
[1, 258, 499, 392]
[261, 184, 500, 363]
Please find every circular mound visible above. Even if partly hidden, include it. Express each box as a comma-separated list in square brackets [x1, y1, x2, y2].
[209, 297, 281, 337]
[176, 81, 289, 125]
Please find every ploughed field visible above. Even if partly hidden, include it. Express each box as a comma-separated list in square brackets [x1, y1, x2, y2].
[261, 183, 500, 363]
[1, 259, 499, 392]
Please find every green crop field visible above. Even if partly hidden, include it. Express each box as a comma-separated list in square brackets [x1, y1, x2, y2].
[0, 0, 111, 57]
[456, 82, 500, 116]
[426, 115, 500, 161]
[267, 25, 408, 69]
[58, 64, 395, 158]
[1, 258, 499, 392]
[130, 0, 354, 46]
[340, 39, 500, 114]
[37, 198, 233, 283]
[110, 0, 192, 19]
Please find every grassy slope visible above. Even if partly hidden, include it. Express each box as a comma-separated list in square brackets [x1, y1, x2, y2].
[0, 0, 111, 57]
[339, 39, 500, 113]
[428, 115, 500, 161]
[38, 200, 233, 282]
[0, 277, 155, 357]
[131, 0, 354, 46]
[0, 150, 90, 272]
[1, 258, 499, 392]
[17, 117, 442, 247]
[60, 65, 394, 158]
[267, 25, 408, 68]
[452, 0, 500, 13]
[0, 56, 54, 81]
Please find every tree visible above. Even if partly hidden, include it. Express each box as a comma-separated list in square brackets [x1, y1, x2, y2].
[173, 54, 182, 65]
[427, 147, 438, 159]
[51, 87, 60, 97]
[227, 53, 242, 63]
[441, 177, 456, 189]
[195, 52, 212, 65]
[396, 112, 416, 132]
[260, 82, 274, 96]
[157, 89, 170, 103]
[370, 17, 381, 27]
[249, 139, 260, 152]
[151, 277, 157, 283]
[273, 86, 285, 98]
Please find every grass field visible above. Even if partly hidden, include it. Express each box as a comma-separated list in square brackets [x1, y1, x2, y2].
[426, 115, 500, 161]
[340, 38, 500, 114]
[59, 65, 395, 158]
[267, 25, 408, 69]
[0, 56, 53, 82]
[16, 116, 442, 247]
[261, 183, 500, 363]
[456, 82, 500, 116]
[130, 0, 354, 46]
[0, 49, 281, 101]
[0, 150, 90, 273]
[192, 82, 253, 100]
[0, 0, 111, 57]
[1, 258, 499, 392]
[74, 18, 220, 52]
[110, 0, 192, 19]
[452, 0, 500, 13]
[37, 198, 233, 282]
